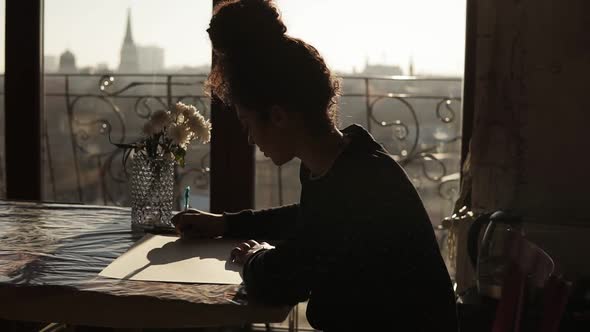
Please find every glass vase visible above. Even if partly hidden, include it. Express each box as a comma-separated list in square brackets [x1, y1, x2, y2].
[129, 152, 176, 231]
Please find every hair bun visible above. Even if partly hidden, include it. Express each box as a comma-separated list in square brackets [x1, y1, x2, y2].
[208, 0, 287, 55]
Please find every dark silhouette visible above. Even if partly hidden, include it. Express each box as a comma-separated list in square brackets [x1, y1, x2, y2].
[173, 0, 459, 330]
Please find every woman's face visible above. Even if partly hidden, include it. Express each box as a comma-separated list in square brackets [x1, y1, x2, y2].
[235, 104, 297, 166]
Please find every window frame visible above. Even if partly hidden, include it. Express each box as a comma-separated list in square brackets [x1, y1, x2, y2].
[5, 0, 43, 200]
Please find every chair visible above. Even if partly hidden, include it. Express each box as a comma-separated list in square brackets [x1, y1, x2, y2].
[492, 237, 570, 332]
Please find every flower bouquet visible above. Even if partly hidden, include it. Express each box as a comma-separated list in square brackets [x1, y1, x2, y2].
[113, 102, 211, 231]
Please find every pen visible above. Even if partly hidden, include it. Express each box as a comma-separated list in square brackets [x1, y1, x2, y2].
[184, 186, 191, 210]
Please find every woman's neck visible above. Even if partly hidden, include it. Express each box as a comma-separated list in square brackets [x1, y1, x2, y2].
[297, 128, 347, 177]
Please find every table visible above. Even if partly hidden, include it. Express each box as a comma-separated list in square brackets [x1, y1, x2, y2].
[0, 200, 290, 328]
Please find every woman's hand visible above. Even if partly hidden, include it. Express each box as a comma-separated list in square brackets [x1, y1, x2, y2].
[230, 240, 275, 265]
[171, 209, 227, 239]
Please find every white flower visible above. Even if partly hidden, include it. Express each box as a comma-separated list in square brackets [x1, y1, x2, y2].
[175, 114, 186, 125]
[181, 104, 195, 119]
[149, 110, 171, 133]
[167, 123, 191, 148]
[132, 102, 211, 165]
[173, 102, 190, 117]
[195, 120, 212, 144]
[184, 109, 211, 144]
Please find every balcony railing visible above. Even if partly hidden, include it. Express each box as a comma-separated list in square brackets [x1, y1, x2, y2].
[0, 73, 462, 222]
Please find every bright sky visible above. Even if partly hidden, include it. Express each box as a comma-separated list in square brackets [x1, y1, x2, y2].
[0, 0, 466, 75]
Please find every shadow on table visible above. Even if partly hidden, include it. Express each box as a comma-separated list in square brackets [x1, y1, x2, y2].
[123, 238, 242, 280]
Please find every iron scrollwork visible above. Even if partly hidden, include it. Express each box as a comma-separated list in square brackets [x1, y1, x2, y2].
[47, 73, 211, 207]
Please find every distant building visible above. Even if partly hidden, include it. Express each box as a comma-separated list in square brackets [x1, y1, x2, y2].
[118, 9, 139, 73]
[79, 67, 95, 74]
[95, 63, 111, 73]
[361, 61, 403, 76]
[138, 46, 165, 73]
[58, 49, 77, 73]
[44, 55, 58, 73]
[408, 56, 415, 76]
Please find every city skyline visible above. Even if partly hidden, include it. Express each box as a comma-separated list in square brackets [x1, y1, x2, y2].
[0, 0, 466, 75]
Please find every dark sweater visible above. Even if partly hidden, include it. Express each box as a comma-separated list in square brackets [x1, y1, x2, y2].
[224, 124, 458, 331]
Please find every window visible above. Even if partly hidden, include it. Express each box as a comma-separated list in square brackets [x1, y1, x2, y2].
[43, 1, 212, 209]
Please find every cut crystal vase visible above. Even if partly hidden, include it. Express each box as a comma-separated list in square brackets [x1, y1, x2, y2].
[129, 153, 176, 231]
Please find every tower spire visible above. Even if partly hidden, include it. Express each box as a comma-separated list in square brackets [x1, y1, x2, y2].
[119, 8, 139, 72]
[124, 8, 134, 44]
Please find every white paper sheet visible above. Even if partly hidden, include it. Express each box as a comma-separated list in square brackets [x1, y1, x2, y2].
[99, 234, 243, 284]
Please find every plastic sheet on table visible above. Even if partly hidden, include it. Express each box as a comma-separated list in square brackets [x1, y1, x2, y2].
[0, 200, 243, 306]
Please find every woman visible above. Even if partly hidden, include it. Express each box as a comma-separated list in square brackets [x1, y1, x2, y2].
[172, 0, 458, 330]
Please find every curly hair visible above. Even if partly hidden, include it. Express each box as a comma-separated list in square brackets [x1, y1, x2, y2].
[206, 0, 341, 134]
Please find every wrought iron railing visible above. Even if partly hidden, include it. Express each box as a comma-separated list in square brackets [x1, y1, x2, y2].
[345, 75, 462, 223]
[0, 73, 462, 218]
[41, 73, 211, 208]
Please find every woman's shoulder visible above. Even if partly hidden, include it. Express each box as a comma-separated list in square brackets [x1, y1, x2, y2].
[344, 149, 408, 187]
[339, 124, 406, 176]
